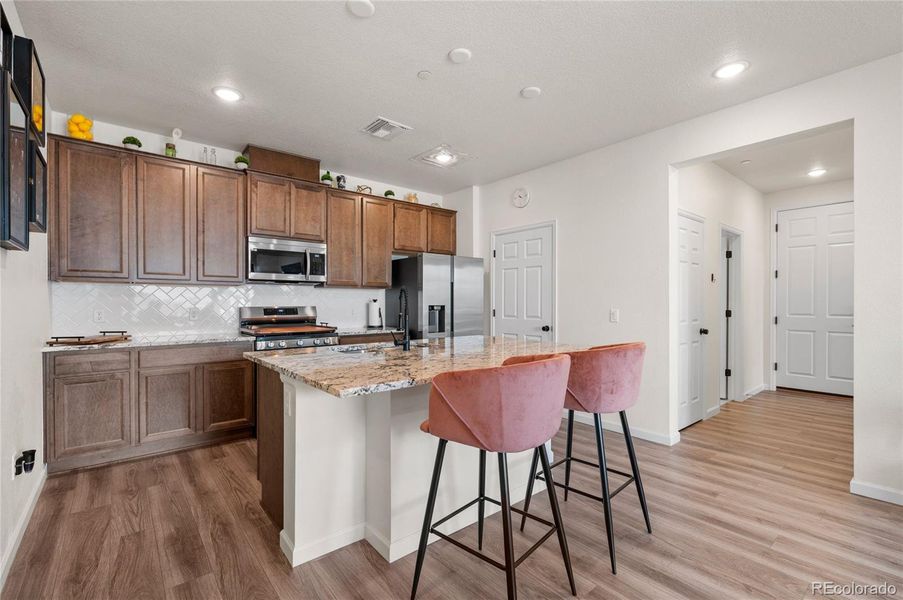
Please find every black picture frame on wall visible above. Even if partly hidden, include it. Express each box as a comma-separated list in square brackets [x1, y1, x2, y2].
[0, 5, 12, 73]
[13, 36, 44, 147]
[1, 70, 30, 251]
[28, 132, 45, 233]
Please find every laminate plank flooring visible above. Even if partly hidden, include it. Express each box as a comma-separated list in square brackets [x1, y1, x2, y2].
[4, 389, 901, 599]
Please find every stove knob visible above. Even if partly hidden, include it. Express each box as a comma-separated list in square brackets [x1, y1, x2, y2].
[266, 341, 275, 349]
[314, 339, 323, 346]
[278, 341, 287, 348]
[296, 340, 304, 347]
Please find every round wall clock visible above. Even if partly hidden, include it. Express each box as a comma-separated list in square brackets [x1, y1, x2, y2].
[511, 187, 530, 208]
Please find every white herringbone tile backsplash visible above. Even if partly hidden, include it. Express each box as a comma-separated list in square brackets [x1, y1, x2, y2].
[50, 283, 386, 336]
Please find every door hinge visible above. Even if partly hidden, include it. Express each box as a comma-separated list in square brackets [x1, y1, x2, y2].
[725, 368, 732, 377]
[492, 309, 496, 317]
[725, 309, 732, 318]
[774, 316, 778, 325]
[775, 223, 779, 232]
[774, 362, 778, 371]
[492, 249, 496, 258]
[775, 269, 779, 279]
[725, 250, 732, 259]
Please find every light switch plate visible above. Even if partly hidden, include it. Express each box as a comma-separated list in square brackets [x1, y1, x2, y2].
[609, 308, 620, 323]
[188, 307, 200, 321]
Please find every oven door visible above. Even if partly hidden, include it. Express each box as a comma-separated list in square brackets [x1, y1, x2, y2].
[247, 236, 310, 282]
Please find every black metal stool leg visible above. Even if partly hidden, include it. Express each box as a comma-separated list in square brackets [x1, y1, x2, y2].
[539, 444, 577, 595]
[411, 439, 448, 600]
[564, 410, 575, 501]
[593, 414, 617, 574]
[519, 448, 539, 531]
[498, 453, 518, 600]
[478, 449, 487, 549]
[620, 411, 651, 534]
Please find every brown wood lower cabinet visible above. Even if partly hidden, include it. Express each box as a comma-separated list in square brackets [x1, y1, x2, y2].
[45, 342, 255, 473]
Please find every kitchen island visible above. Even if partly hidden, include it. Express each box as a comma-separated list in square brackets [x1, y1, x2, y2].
[246, 335, 584, 568]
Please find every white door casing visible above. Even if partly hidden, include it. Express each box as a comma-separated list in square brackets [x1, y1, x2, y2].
[678, 213, 705, 429]
[491, 222, 555, 343]
[776, 202, 853, 395]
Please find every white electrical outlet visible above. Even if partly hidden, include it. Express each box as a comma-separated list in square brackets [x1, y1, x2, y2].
[92, 309, 105, 323]
[609, 308, 620, 323]
[188, 307, 200, 321]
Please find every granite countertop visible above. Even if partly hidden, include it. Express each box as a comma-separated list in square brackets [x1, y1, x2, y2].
[245, 335, 584, 398]
[42, 333, 251, 353]
[336, 328, 402, 336]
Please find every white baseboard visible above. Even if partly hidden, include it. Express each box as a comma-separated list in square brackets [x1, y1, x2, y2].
[567, 411, 680, 446]
[744, 384, 766, 399]
[705, 405, 721, 419]
[280, 522, 366, 567]
[850, 479, 903, 506]
[0, 465, 47, 590]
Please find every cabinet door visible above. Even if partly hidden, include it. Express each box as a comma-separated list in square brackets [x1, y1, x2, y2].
[136, 157, 193, 280]
[362, 197, 393, 287]
[197, 167, 245, 282]
[393, 203, 427, 252]
[202, 361, 254, 432]
[55, 141, 133, 279]
[427, 209, 456, 255]
[248, 173, 291, 237]
[326, 191, 362, 286]
[139, 366, 196, 442]
[289, 182, 327, 241]
[53, 372, 131, 459]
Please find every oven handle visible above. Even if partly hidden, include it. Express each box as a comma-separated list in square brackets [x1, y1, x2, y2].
[305, 248, 311, 280]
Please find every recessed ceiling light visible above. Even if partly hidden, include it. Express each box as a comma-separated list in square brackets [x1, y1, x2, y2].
[740, 160, 751, 166]
[346, 0, 375, 18]
[417, 70, 432, 80]
[412, 144, 469, 168]
[808, 167, 827, 178]
[212, 86, 243, 102]
[448, 48, 472, 64]
[713, 61, 749, 79]
[520, 86, 542, 99]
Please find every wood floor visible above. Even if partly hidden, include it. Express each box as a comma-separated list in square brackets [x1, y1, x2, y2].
[4, 389, 901, 600]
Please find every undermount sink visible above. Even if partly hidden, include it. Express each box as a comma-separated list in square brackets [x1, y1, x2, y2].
[331, 346, 386, 354]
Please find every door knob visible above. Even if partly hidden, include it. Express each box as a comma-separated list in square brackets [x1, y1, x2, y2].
[699, 328, 709, 335]
[541, 325, 551, 332]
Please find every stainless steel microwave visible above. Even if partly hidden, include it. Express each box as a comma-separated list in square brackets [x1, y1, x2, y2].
[247, 236, 327, 284]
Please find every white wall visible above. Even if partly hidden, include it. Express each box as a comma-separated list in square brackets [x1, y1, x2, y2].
[763, 178, 854, 390]
[678, 162, 767, 415]
[442, 186, 480, 256]
[0, 0, 51, 587]
[460, 54, 902, 503]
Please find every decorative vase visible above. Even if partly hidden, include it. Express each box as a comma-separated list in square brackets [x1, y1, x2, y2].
[123, 143, 140, 151]
[236, 162, 248, 171]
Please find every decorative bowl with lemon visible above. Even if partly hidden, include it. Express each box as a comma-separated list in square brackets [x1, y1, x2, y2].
[67, 114, 93, 141]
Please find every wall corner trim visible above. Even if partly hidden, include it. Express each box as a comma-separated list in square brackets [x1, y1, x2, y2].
[849, 479, 903, 506]
[0, 465, 48, 589]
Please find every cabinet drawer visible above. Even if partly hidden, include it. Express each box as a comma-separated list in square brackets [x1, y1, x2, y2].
[139, 344, 251, 368]
[53, 351, 131, 376]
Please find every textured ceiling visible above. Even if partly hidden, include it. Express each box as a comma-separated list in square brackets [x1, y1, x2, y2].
[16, 1, 902, 194]
[714, 123, 853, 193]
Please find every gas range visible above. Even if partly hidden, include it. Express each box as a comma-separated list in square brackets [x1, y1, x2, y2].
[240, 306, 339, 351]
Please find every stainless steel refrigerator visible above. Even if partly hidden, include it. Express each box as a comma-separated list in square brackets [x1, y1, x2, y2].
[386, 254, 485, 339]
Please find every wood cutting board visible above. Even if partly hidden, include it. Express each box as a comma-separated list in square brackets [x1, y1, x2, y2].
[46, 334, 132, 347]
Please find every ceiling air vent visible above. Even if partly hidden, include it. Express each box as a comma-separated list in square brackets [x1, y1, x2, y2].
[361, 116, 412, 141]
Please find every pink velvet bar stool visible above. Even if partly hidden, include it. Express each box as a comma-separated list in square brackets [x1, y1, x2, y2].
[518, 342, 650, 575]
[411, 354, 576, 600]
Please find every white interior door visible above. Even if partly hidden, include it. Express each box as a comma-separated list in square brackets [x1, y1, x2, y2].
[678, 214, 705, 429]
[492, 223, 554, 342]
[776, 202, 853, 395]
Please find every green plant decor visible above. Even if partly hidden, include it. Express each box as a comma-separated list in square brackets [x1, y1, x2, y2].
[122, 136, 142, 148]
[234, 155, 250, 165]
[321, 170, 333, 182]
[384, 190, 395, 197]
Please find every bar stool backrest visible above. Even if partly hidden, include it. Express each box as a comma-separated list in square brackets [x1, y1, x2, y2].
[428, 354, 571, 453]
[565, 342, 646, 414]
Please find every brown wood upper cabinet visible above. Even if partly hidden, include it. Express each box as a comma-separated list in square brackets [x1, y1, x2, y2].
[427, 209, 456, 255]
[197, 167, 245, 283]
[362, 197, 393, 287]
[326, 190, 362, 286]
[54, 140, 133, 280]
[393, 203, 428, 253]
[136, 156, 193, 281]
[248, 172, 291, 237]
[290, 181, 327, 241]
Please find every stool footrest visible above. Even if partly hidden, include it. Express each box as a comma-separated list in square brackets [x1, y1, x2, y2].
[536, 455, 637, 501]
[428, 494, 560, 572]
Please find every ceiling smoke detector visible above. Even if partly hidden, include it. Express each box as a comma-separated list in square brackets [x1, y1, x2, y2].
[360, 116, 413, 141]
[412, 144, 469, 168]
